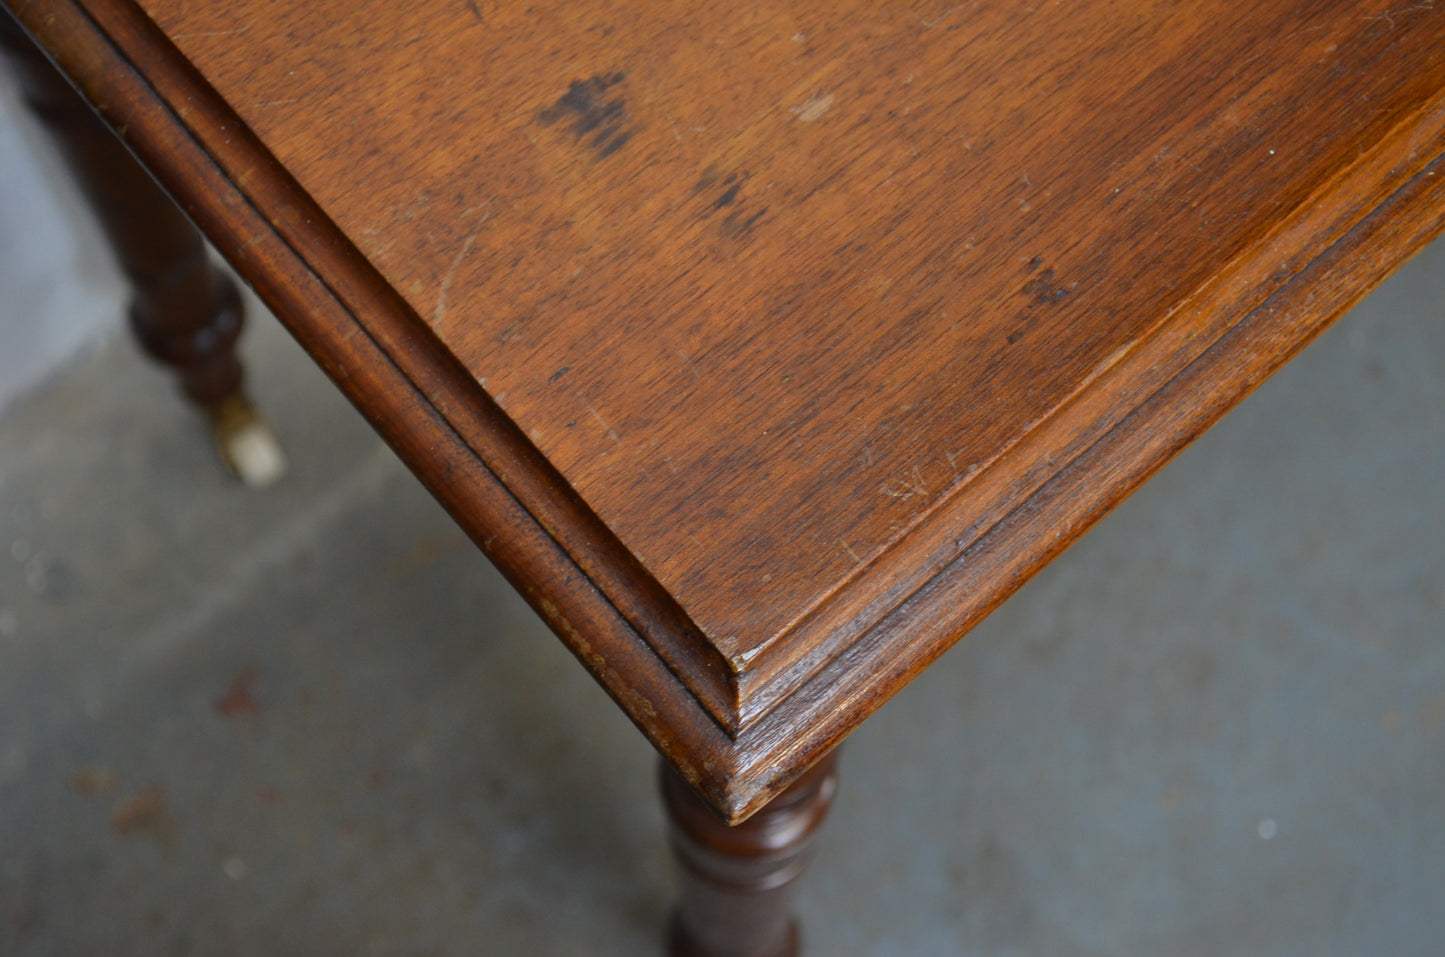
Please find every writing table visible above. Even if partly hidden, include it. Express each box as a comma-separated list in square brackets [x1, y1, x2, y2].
[4, 1, 1443, 953]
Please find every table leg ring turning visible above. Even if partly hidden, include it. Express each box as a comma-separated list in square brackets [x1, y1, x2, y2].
[660, 753, 839, 957]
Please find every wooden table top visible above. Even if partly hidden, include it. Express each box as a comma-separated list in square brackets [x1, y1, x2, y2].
[11, 0, 1445, 819]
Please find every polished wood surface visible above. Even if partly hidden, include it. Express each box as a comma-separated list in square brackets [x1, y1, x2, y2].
[6, 0, 1444, 820]
[135, 0, 1445, 700]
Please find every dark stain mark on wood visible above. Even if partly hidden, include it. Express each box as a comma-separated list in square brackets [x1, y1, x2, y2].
[719, 206, 769, 239]
[537, 73, 634, 159]
[695, 163, 724, 191]
[1026, 255, 1044, 272]
[1022, 266, 1070, 305]
[695, 169, 766, 239]
[1007, 330, 1025, 345]
[697, 170, 743, 204]
[713, 180, 743, 211]
[549, 365, 572, 383]
[463, 0, 483, 23]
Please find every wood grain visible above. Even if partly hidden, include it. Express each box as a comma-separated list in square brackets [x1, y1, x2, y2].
[135, 0, 1445, 671]
[7, 0, 1444, 820]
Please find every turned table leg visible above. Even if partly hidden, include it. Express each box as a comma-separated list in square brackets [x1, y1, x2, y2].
[0, 12, 284, 486]
[660, 753, 839, 957]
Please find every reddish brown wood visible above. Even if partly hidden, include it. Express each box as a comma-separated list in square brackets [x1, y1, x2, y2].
[4, 0, 1444, 823]
[662, 752, 838, 957]
[0, 9, 246, 411]
[131, 0, 1445, 703]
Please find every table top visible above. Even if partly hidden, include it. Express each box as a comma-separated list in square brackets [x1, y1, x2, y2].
[11, 0, 1444, 819]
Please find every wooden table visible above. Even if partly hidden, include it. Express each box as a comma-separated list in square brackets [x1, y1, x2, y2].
[4, 1, 1443, 953]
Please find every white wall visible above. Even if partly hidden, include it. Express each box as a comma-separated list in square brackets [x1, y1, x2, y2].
[0, 69, 122, 413]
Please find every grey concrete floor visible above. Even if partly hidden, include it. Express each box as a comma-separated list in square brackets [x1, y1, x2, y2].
[0, 238, 1442, 956]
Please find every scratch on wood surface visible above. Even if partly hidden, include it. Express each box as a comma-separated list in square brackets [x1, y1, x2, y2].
[432, 208, 491, 323]
[880, 470, 927, 500]
[792, 92, 835, 123]
[648, 437, 681, 475]
[584, 402, 622, 444]
[255, 98, 302, 108]
[170, 24, 253, 40]
[1228, 24, 1328, 81]
[945, 450, 980, 481]
[911, 464, 929, 496]
[918, 5, 965, 28]
[840, 540, 863, 564]
[880, 463, 930, 500]
[677, 350, 702, 381]
[1362, 2, 1434, 31]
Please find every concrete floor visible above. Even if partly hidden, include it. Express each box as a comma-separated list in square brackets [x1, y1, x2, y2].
[0, 235, 1441, 955]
